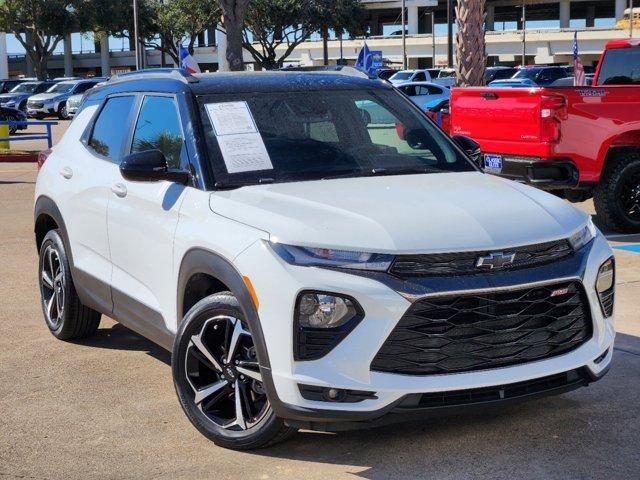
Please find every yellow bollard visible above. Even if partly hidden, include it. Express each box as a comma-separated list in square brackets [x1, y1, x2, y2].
[0, 123, 9, 149]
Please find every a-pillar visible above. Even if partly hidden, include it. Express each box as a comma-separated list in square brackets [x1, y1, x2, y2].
[63, 34, 73, 77]
[217, 25, 229, 71]
[560, 0, 571, 29]
[486, 4, 495, 31]
[407, 5, 419, 35]
[615, 0, 626, 21]
[100, 34, 110, 77]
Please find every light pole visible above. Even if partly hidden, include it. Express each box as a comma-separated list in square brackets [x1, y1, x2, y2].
[630, 0, 635, 38]
[432, 11, 436, 67]
[447, 0, 453, 68]
[133, 0, 141, 70]
[521, 3, 527, 66]
[402, 0, 407, 70]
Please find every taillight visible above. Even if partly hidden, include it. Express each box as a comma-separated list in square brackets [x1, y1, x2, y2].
[37, 149, 52, 170]
[395, 122, 405, 140]
[540, 95, 566, 143]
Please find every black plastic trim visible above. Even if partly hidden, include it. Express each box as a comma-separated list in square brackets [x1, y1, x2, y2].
[487, 157, 579, 190]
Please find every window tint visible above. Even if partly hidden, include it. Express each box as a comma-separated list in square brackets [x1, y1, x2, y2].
[74, 82, 95, 94]
[413, 72, 426, 81]
[130, 96, 184, 169]
[88, 96, 136, 161]
[400, 85, 417, 96]
[598, 48, 640, 85]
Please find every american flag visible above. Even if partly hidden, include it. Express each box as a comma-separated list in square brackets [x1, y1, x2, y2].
[573, 32, 586, 86]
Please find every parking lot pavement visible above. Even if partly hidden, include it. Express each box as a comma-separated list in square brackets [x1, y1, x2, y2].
[1, 162, 639, 480]
[6, 120, 72, 152]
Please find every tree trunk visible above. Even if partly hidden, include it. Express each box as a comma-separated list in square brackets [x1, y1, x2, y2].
[321, 26, 329, 66]
[219, 0, 250, 71]
[455, 0, 487, 87]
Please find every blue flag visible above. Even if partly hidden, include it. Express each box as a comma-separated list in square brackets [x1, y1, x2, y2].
[355, 43, 371, 73]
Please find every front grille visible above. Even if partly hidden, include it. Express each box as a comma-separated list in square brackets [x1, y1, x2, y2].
[371, 281, 592, 375]
[389, 239, 573, 277]
[28, 102, 43, 109]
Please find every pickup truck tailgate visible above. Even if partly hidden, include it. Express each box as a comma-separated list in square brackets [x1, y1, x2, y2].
[451, 88, 541, 143]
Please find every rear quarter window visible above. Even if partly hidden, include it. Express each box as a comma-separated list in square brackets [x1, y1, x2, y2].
[598, 48, 640, 85]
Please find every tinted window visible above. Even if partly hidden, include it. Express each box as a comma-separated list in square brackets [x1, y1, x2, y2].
[130, 96, 184, 169]
[413, 72, 427, 81]
[598, 48, 640, 85]
[399, 85, 417, 96]
[74, 82, 96, 94]
[199, 89, 473, 188]
[88, 96, 136, 161]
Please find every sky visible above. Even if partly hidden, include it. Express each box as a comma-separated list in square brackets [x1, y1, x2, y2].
[5, 17, 617, 55]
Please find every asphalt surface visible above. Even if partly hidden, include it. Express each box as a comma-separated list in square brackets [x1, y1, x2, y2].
[1, 162, 640, 480]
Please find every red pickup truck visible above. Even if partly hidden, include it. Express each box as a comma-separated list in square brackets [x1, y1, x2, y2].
[450, 38, 640, 232]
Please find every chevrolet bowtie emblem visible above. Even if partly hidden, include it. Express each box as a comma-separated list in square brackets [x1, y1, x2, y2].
[476, 252, 516, 270]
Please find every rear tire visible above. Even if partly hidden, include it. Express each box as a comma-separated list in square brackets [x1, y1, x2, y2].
[38, 230, 101, 340]
[594, 149, 640, 233]
[172, 292, 296, 450]
[5, 114, 18, 134]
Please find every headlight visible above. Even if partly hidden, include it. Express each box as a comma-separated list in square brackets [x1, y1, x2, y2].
[596, 257, 615, 317]
[568, 218, 597, 251]
[271, 243, 393, 271]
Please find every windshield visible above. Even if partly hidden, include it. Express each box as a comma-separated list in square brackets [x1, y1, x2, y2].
[512, 68, 541, 80]
[47, 82, 75, 94]
[10, 83, 38, 93]
[198, 88, 475, 189]
[598, 48, 640, 85]
[390, 72, 413, 81]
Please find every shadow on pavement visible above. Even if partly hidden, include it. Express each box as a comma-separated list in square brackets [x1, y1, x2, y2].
[74, 322, 171, 365]
[0, 180, 35, 185]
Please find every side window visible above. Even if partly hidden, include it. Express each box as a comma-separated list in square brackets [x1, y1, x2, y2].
[413, 72, 426, 81]
[130, 95, 185, 169]
[400, 85, 416, 96]
[427, 86, 443, 95]
[88, 96, 136, 162]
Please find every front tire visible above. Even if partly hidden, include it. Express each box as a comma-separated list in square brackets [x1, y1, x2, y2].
[58, 104, 70, 120]
[38, 230, 101, 340]
[172, 292, 296, 450]
[594, 149, 640, 233]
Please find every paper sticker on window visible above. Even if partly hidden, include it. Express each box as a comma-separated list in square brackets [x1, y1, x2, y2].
[216, 133, 273, 173]
[205, 101, 258, 136]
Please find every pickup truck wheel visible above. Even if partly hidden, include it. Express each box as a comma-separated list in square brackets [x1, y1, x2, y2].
[594, 150, 640, 233]
[172, 292, 296, 450]
[38, 230, 101, 340]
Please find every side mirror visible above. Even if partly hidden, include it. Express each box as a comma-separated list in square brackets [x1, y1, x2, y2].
[451, 135, 482, 167]
[120, 149, 189, 184]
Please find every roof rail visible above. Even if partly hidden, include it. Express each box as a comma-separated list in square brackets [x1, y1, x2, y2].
[279, 65, 375, 79]
[109, 68, 199, 84]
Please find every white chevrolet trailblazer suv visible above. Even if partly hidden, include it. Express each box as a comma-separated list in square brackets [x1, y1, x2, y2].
[34, 69, 615, 450]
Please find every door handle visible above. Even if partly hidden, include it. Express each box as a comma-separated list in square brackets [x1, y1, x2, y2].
[59, 167, 73, 179]
[111, 183, 127, 198]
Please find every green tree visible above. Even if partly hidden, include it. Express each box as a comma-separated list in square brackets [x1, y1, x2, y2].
[217, 0, 251, 71]
[0, 0, 79, 79]
[143, 0, 221, 65]
[243, 0, 367, 70]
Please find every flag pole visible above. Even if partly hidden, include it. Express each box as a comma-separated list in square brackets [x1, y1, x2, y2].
[402, 0, 407, 70]
[133, 0, 141, 70]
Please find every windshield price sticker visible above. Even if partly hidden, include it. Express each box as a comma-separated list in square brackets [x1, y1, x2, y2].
[205, 101, 259, 136]
[205, 101, 274, 173]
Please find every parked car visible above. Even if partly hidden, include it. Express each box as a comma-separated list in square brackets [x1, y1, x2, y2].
[0, 105, 28, 134]
[450, 38, 640, 232]
[0, 78, 29, 94]
[484, 66, 518, 84]
[27, 78, 104, 119]
[388, 69, 455, 88]
[550, 75, 594, 86]
[487, 78, 537, 88]
[0, 81, 57, 112]
[396, 81, 450, 108]
[376, 68, 398, 80]
[35, 69, 614, 449]
[64, 93, 84, 117]
[509, 66, 569, 86]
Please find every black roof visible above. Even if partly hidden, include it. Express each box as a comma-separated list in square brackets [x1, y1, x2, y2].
[87, 70, 391, 102]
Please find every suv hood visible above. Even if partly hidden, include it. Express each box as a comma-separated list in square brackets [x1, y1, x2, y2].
[0, 92, 26, 101]
[209, 172, 587, 254]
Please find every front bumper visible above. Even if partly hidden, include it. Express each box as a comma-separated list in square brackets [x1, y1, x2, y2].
[233, 233, 615, 428]
[484, 155, 580, 190]
[27, 104, 56, 117]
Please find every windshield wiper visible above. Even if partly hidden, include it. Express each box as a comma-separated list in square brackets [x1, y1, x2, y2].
[369, 166, 442, 176]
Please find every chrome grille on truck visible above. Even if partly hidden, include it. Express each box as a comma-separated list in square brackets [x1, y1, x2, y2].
[389, 240, 573, 277]
[371, 281, 592, 375]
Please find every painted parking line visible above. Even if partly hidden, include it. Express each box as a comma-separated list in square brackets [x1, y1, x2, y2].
[613, 244, 640, 253]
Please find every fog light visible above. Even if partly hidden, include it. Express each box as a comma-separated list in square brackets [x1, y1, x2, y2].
[297, 292, 358, 328]
[596, 258, 615, 317]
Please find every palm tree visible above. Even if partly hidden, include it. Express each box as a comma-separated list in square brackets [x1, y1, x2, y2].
[455, 0, 487, 86]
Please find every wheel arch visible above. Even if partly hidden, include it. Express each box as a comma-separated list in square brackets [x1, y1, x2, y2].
[177, 248, 271, 370]
[598, 128, 640, 178]
[34, 196, 71, 261]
